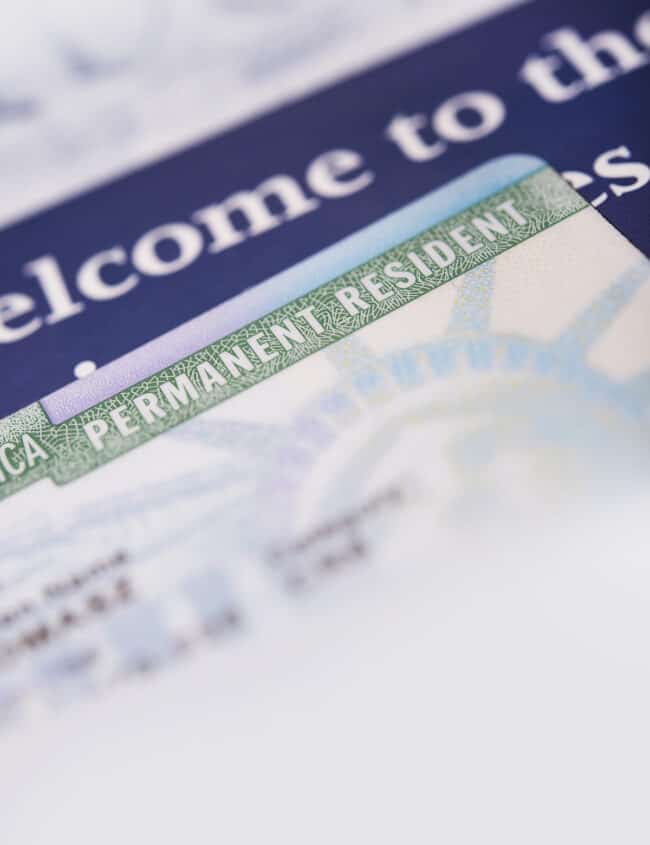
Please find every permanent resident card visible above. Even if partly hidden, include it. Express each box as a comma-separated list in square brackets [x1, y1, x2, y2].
[1, 155, 650, 842]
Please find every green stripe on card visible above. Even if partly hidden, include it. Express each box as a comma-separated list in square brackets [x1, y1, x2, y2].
[0, 168, 586, 500]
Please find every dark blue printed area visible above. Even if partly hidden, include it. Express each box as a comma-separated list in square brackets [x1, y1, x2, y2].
[1, 0, 648, 416]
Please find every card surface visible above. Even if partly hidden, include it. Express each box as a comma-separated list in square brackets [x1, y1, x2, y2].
[1, 0, 648, 417]
[2, 156, 649, 842]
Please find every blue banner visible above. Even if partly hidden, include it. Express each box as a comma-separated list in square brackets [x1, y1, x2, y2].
[0, 0, 648, 416]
